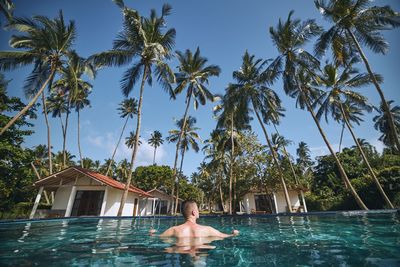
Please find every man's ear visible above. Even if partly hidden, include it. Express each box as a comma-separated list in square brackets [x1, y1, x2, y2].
[192, 210, 195, 216]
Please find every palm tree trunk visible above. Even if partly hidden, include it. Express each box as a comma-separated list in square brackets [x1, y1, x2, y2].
[117, 66, 148, 216]
[41, 92, 53, 175]
[339, 122, 345, 153]
[299, 87, 368, 210]
[153, 147, 156, 165]
[62, 100, 70, 168]
[340, 104, 394, 208]
[219, 176, 225, 213]
[252, 104, 293, 212]
[229, 113, 234, 215]
[347, 29, 400, 152]
[77, 109, 83, 168]
[170, 92, 192, 214]
[174, 150, 185, 214]
[273, 123, 299, 185]
[106, 116, 129, 176]
[0, 69, 55, 136]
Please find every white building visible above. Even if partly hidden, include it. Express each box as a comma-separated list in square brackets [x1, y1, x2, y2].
[241, 188, 308, 214]
[139, 189, 182, 216]
[30, 167, 152, 219]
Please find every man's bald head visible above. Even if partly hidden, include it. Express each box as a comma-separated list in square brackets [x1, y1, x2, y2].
[182, 200, 198, 219]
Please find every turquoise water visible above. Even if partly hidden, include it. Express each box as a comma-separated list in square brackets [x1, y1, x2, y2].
[0, 211, 399, 266]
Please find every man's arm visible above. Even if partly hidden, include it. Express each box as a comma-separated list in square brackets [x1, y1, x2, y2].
[159, 226, 176, 237]
[206, 226, 239, 238]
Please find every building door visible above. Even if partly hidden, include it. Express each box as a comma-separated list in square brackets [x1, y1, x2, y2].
[254, 194, 274, 213]
[133, 198, 138, 216]
[71, 190, 104, 216]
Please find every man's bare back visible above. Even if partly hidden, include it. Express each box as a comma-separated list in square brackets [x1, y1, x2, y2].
[160, 220, 238, 238]
[150, 201, 239, 238]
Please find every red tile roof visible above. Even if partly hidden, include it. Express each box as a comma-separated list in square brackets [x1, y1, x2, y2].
[34, 166, 152, 198]
[74, 167, 152, 197]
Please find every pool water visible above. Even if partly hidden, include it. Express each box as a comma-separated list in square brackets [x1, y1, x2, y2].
[0, 211, 399, 266]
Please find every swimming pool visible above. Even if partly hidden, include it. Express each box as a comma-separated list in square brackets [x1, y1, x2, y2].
[0, 211, 399, 266]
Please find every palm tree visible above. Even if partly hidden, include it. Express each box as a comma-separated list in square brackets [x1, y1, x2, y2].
[46, 92, 69, 168]
[214, 88, 251, 214]
[373, 100, 400, 153]
[72, 90, 91, 168]
[53, 151, 75, 172]
[0, 11, 76, 136]
[167, 116, 201, 213]
[315, 0, 400, 152]
[125, 131, 142, 149]
[337, 103, 365, 153]
[228, 51, 294, 212]
[79, 157, 95, 170]
[316, 62, 394, 208]
[170, 47, 220, 213]
[296, 141, 313, 174]
[41, 90, 53, 174]
[105, 98, 138, 176]
[203, 131, 229, 213]
[269, 11, 368, 210]
[0, 0, 14, 26]
[90, 1, 176, 216]
[52, 51, 95, 168]
[101, 158, 117, 177]
[116, 159, 130, 182]
[148, 130, 164, 164]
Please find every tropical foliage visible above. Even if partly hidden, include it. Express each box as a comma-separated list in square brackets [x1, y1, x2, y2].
[0, 0, 399, 219]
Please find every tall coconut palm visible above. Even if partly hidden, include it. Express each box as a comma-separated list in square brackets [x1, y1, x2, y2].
[105, 98, 138, 176]
[52, 51, 95, 167]
[0, 11, 76, 136]
[125, 131, 142, 149]
[316, 62, 394, 208]
[90, 1, 176, 216]
[203, 130, 229, 213]
[315, 0, 400, 152]
[41, 91, 53, 174]
[148, 130, 164, 164]
[72, 90, 91, 168]
[116, 159, 130, 182]
[46, 92, 69, 168]
[53, 151, 75, 172]
[101, 158, 117, 177]
[167, 116, 201, 213]
[269, 11, 368, 210]
[296, 141, 313, 174]
[228, 51, 294, 212]
[214, 87, 251, 214]
[373, 100, 400, 153]
[170, 47, 220, 213]
[79, 157, 95, 170]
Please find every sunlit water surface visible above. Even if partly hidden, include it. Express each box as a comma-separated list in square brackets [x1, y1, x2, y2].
[0, 211, 399, 266]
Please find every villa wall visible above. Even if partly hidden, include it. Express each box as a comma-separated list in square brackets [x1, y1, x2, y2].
[274, 190, 301, 213]
[242, 190, 302, 214]
[243, 193, 256, 214]
[52, 187, 73, 210]
[103, 187, 139, 216]
[51, 182, 139, 217]
[139, 199, 156, 216]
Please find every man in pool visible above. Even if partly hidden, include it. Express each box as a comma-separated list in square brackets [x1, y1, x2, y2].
[150, 200, 239, 238]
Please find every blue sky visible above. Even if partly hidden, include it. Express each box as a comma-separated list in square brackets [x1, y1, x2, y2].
[2, 0, 399, 178]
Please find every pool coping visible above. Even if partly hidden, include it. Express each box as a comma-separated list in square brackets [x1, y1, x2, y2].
[0, 209, 398, 225]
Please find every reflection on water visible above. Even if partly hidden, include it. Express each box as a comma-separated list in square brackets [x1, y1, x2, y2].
[0, 212, 399, 266]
